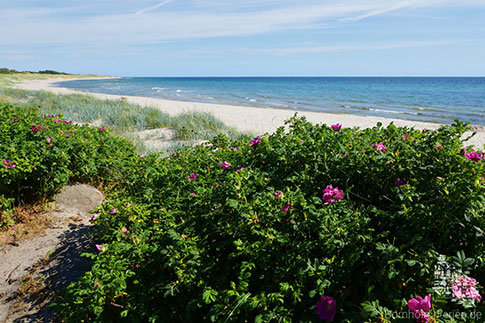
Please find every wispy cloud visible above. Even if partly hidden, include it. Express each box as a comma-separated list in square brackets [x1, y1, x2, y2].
[0, 0, 484, 46]
[191, 39, 473, 56]
[134, 0, 173, 16]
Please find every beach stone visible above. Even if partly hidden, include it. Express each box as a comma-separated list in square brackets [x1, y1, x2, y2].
[54, 183, 104, 214]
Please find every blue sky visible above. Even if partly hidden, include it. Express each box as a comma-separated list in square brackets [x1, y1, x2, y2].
[1, 0, 484, 76]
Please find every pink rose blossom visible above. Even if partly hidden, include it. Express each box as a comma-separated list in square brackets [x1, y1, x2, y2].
[331, 123, 342, 131]
[91, 214, 99, 221]
[46, 138, 53, 143]
[187, 173, 197, 181]
[99, 127, 105, 131]
[408, 295, 431, 313]
[373, 142, 387, 151]
[53, 119, 61, 123]
[397, 178, 406, 187]
[315, 295, 337, 321]
[64, 120, 72, 124]
[250, 136, 261, 146]
[402, 134, 410, 140]
[232, 147, 239, 150]
[450, 275, 482, 300]
[221, 161, 231, 169]
[274, 192, 283, 198]
[322, 185, 344, 205]
[282, 204, 291, 212]
[436, 145, 443, 151]
[109, 208, 117, 214]
[32, 126, 38, 133]
[3, 160, 16, 169]
[465, 152, 483, 162]
[13, 117, 18, 121]
[95, 244, 105, 252]
[65, 133, 71, 137]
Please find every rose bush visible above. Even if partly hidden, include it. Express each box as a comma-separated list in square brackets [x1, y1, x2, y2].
[54, 115, 484, 322]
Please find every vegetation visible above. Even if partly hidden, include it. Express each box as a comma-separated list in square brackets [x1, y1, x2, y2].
[1, 87, 484, 321]
[0, 67, 68, 74]
[0, 86, 241, 152]
[41, 112, 481, 322]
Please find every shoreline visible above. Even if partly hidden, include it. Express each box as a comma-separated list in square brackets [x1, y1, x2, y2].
[12, 77, 485, 147]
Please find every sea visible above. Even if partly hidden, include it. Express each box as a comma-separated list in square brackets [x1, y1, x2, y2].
[55, 77, 485, 125]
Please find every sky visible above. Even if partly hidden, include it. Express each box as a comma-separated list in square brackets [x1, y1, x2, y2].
[1, 0, 484, 76]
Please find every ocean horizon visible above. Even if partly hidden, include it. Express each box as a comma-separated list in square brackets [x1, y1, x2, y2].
[55, 77, 485, 125]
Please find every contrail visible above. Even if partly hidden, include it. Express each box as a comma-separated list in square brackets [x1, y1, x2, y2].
[134, 0, 172, 16]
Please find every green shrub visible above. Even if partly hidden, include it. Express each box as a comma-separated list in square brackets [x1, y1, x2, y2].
[0, 103, 138, 225]
[55, 116, 485, 322]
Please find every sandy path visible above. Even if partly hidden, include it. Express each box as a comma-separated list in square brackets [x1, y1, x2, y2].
[0, 184, 103, 322]
[13, 78, 485, 148]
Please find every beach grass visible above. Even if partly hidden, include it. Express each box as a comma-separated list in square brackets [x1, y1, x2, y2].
[0, 75, 242, 152]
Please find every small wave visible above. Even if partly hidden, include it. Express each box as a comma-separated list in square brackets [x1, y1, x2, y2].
[246, 97, 257, 102]
[369, 108, 418, 115]
[152, 87, 166, 90]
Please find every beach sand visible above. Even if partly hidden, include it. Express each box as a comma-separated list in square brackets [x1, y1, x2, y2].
[13, 77, 485, 148]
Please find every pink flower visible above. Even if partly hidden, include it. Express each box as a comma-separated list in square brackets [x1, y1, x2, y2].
[274, 192, 282, 198]
[109, 208, 117, 214]
[91, 214, 99, 221]
[322, 185, 344, 205]
[250, 136, 261, 146]
[187, 173, 197, 181]
[331, 123, 342, 131]
[436, 145, 443, 151]
[46, 138, 53, 143]
[32, 126, 38, 133]
[415, 310, 430, 323]
[38, 125, 45, 130]
[235, 168, 244, 173]
[48, 114, 53, 117]
[402, 134, 410, 140]
[221, 161, 231, 169]
[190, 191, 197, 195]
[95, 244, 105, 252]
[397, 178, 406, 187]
[121, 227, 128, 233]
[65, 133, 71, 137]
[99, 127, 105, 131]
[408, 295, 431, 313]
[53, 119, 61, 123]
[450, 275, 482, 300]
[232, 147, 239, 150]
[373, 142, 387, 151]
[64, 120, 72, 124]
[300, 140, 304, 143]
[3, 160, 16, 168]
[282, 204, 291, 212]
[215, 205, 220, 210]
[41, 115, 45, 118]
[465, 152, 483, 162]
[13, 117, 18, 121]
[315, 295, 337, 321]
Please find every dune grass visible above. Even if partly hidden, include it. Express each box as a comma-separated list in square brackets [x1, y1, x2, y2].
[0, 83, 242, 152]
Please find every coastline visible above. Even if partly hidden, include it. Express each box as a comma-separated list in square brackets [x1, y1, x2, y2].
[13, 77, 485, 147]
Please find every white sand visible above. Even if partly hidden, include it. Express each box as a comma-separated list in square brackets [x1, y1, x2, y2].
[13, 77, 485, 147]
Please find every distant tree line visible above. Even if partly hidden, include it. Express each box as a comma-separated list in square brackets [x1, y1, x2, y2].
[0, 67, 68, 75]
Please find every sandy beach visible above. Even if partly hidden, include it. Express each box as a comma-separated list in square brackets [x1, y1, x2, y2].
[14, 77, 485, 148]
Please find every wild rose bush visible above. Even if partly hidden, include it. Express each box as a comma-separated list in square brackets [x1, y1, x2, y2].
[54, 115, 485, 322]
[0, 103, 138, 228]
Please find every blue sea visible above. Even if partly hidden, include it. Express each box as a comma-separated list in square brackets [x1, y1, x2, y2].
[55, 77, 485, 125]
